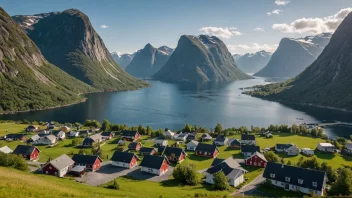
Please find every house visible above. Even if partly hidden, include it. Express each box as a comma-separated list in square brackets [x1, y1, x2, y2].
[228, 138, 241, 149]
[186, 140, 199, 151]
[47, 122, 55, 130]
[139, 155, 169, 176]
[241, 134, 256, 145]
[263, 162, 327, 196]
[302, 148, 314, 156]
[121, 130, 141, 141]
[317, 143, 335, 153]
[286, 145, 300, 156]
[344, 143, 352, 155]
[163, 147, 187, 163]
[68, 131, 79, 138]
[245, 152, 267, 167]
[187, 133, 196, 141]
[4, 134, 27, 142]
[275, 144, 300, 156]
[101, 131, 114, 140]
[39, 130, 51, 135]
[201, 133, 212, 142]
[205, 157, 247, 187]
[26, 125, 38, 132]
[154, 139, 168, 147]
[163, 130, 175, 139]
[195, 143, 219, 158]
[110, 151, 139, 168]
[117, 139, 125, 146]
[33, 135, 57, 146]
[0, 146, 13, 154]
[174, 133, 188, 141]
[213, 136, 228, 146]
[128, 142, 142, 151]
[139, 147, 158, 156]
[71, 154, 103, 171]
[42, 154, 75, 177]
[82, 134, 103, 147]
[57, 131, 66, 140]
[27, 134, 40, 143]
[60, 126, 71, 132]
[241, 145, 260, 157]
[13, 145, 40, 161]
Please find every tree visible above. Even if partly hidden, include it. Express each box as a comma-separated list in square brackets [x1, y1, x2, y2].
[214, 123, 223, 135]
[297, 156, 320, 170]
[213, 172, 230, 190]
[78, 149, 86, 155]
[112, 179, 120, 190]
[102, 119, 111, 132]
[146, 126, 152, 136]
[71, 138, 79, 146]
[264, 151, 280, 163]
[330, 168, 352, 195]
[84, 120, 92, 127]
[0, 153, 28, 171]
[173, 163, 200, 185]
[184, 124, 192, 132]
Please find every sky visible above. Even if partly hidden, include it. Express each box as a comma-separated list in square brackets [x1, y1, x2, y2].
[1, 0, 352, 55]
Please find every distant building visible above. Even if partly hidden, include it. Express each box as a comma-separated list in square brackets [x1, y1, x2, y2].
[82, 134, 103, 147]
[139, 147, 158, 156]
[121, 130, 141, 141]
[195, 143, 219, 158]
[228, 139, 241, 150]
[344, 143, 352, 155]
[57, 131, 66, 140]
[33, 135, 57, 146]
[139, 155, 170, 176]
[13, 145, 40, 161]
[60, 126, 71, 132]
[275, 144, 300, 156]
[186, 140, 199, 151]
[163, 130, 175, 139]
[128, 142, 142, 151]
[317, 143, 335, 153]
[174, 133, 188, 141]
[68, 131, 79, 138]
[163, 147, 187, 163]
[213, 136, 228, 146]
[26, 125, 39, 132]
[0, 146, 13, 154]
[4, 134, 27, 142]
[71, 154, 102, 172]
[154, 139, 168, 147]
[42, 154, 74, 177]
[245, 152, 267, 167]
[101, 131, 114, 140]
[241, 145, 260, 158]
[201, 133, 212, 142]
[241, 134, 256, 145]
[301, 148, 314, 156]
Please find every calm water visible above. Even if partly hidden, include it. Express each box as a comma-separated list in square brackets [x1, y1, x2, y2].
[1, 78, 352, 137]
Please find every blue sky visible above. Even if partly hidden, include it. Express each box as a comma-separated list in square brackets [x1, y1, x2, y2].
[1, 0, 351, 54]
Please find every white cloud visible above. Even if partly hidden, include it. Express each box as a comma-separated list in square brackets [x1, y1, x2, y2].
[199, 26, 243, 39]
[100, 25, 109, 29]
[272, 7, 352, 34]
[275, 0, 290, 6]
[267, 9, 283, 16]
[254, 27, 265, 32]
[228, 43, 279, 54]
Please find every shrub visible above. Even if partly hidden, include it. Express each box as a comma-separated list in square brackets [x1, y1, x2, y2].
[173, 163, 200, 185]
[213, 172, 230, 190]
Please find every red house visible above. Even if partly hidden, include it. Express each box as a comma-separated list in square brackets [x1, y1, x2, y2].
[245, 152, 267, 168]
[13, 145, 40, 161]
[101, 131, 114, 140]
[195, 143, 219, 158]
[42, 154, 75, 177]
[128, 142, 142, 151]
[162, 147, 187, 163]
[110, 151, 139, 168]
[140, 155, 170, 175]
[121, 130, 140, 141]
[71, 154, 103, 172]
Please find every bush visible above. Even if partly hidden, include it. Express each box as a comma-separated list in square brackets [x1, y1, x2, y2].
[213, 172, 230, 190]
[112, 179, 119, 190]
[173, 163, 200, 185]
[0, 153, 28, 171]
[264, 151, 280, 163]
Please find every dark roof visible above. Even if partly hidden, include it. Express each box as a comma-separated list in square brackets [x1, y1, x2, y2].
[211, 158, 225, 167]
[230, 139, 241, 146]
[139, 155, 168, 169]
[241, 134, 255, 140]
[27, 125, 36, 129]
[156, 146, 166, 153]
[263, 162, 326, 191]
[241, 145, 260, 153]
[13, 145, 39, 155]
[214, 135, 228, 142]
[201, 133, 212, 139]
[5, 134, 26, 139]
[195, 143, 218, 153]
[121, 130, 138, 136]
[110, 151, 137, 163]
[139, 147, 157, 154]
[276, 144, 294, 150]
[206, 160, 245, 179]
[72, 154, 102, 164]
[128, 142, 142, 149]
[101, 131, 113, 136]
[163, 147, 186, 157]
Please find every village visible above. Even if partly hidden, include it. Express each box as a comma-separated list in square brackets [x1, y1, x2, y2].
[0, 121, 352, 197]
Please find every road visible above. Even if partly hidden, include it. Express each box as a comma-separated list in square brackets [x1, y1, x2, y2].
[231, 173, 266, 197]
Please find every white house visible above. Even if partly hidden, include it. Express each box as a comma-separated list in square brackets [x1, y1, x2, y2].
[174, 133, 188, 141]
[275, 144, 299, 155]
[57, 131, 66, 140]
[186, 140, 199, 151]
[213, 136, 229, 146]
[241, 134, 256, 145]
[302, 148, 314, 156]
[163, 130, 175, 139]
[344, 143, 352, 155]
[33, 135, 57, 145]
[39, 130, 51, 135]
[68, 131, 79, 137]
[0, 146, 13, 154]
[154, 139, 168, 146]
[263, 162, 327, 196]
[286, 145, 300, 156]
[118, 139, 125, 146]
[317, 143, 335, 153]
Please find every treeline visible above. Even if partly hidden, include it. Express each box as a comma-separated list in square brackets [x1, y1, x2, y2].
[0, 152, 28, 171]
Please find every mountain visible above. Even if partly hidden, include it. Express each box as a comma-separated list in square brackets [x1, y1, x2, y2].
[13, 9, 148, 91]
[233, 50, 272, 73]
[0, 7, 94, 113]
[125, 44, 173, 77]
[254, 33, 332, 78]
[152, 35, 252, 83]
[245, 12, 352, 110]
[111, 52, 135, 70]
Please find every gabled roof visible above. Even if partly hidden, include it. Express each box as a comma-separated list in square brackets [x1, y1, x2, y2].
[187, 140, 199, 146]
[121, 130, 138, 136]
[101, 131, 114, 136]
[241, 134, 255, 140]
[163, 147, 186, 157]
[276, 143, 294, 150]
[229, 139, 241, 146]
[246, 152, 267, 162]
[345, 143, 352, 150]
[195, 143, 218, 153]
[86, 134, 102, 142]
[241, 145, 260, 153]
[139, 155, 169, 169]
[206, 158, 246, 178]
[110, 151, 138, 163]
[318, 143, 334, 147]
[177, 133, 188, 138]
[128, 142, 142, 149]
[201, 133, 212, 139]
[214, 135, 228, 142]
[27, 125, 36, 129]
[44, 135, 57, 141]
[155, 139, 167, 143]
[29, 134, 40, 141]
[0, 146, 13, 154]
[140, 147, 157, 154]
[48, 154, 75, 170]
[72, 154, 103, 164]
[13, 145, 40, 155]
[57, 131, 65, 136]
[263, 162, 326, 191]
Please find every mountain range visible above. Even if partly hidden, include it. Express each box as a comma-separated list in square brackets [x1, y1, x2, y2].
[125, 44, 173, 78]
[111, 52, 135, 70]
[153, 35, 252, 83]
[13, 9, 148, 91]
[246, 13, 352, 110]
[254, 33, 332, 78]
[233, 51, 272, 73]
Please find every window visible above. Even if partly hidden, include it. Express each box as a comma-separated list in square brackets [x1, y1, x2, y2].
[285, 177, 290, 182]
[312, 182, 317, 187]
[49, 166, 52, 170]
[298, 179, 304, 184]
[270, 173, 275, 178]
[258, 162, 261, 166]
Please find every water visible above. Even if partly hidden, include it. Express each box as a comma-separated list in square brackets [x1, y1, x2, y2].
[1, 78, 352, 137]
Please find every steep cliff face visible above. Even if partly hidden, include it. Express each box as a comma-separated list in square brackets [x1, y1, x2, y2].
[233, 51, 272, 73]
[125, 44, 173, 77]
[0, 7, 93, 113]
[153, 35, 252, 83]
[254, 33, 332, 78]
[111, 52, 135, 70]
[14, 9, 148, 91]
[246, 13, 352, 110]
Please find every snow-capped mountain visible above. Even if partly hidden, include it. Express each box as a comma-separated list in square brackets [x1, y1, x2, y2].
[233, 50, 272, 73]
[111, 52, 135, 70]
